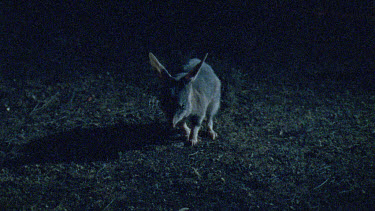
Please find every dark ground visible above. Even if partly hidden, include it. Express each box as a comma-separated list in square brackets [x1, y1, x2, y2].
[1, 1, 375, 210]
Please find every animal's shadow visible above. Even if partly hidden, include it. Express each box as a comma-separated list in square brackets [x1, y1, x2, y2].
[3, 121, 173, 167]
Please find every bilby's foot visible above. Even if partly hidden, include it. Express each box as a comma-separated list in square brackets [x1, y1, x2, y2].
[189, 137, 199, 146]
[209, 129, 218, 140]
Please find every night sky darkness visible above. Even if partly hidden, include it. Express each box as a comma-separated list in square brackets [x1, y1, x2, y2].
[1, 1, 373, 84]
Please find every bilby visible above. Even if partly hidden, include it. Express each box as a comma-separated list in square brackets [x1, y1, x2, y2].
[149, 52, 221, 145]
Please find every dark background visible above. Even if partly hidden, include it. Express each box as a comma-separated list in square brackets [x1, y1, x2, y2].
[1, 1, 374, 84]
[1, 1, 374, 209]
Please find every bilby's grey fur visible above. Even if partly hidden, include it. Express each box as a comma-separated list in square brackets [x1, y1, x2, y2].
[149, 52, 221, 145]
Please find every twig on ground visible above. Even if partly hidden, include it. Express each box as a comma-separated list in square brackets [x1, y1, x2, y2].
[313, 178, 330, 190]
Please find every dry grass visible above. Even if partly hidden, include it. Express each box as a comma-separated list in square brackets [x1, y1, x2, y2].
[1, 60, 374, 209]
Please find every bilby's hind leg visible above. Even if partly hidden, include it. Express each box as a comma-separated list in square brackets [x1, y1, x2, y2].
[206, 99, 220, 140]
[207, 117, 218, 140]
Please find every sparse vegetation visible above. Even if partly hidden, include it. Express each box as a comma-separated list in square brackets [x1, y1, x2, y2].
[1, 60, 374, 209]
[1, 1, 374, 209]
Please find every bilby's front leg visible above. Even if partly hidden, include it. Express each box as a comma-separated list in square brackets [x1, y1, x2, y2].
[189, 125, 201, 146]
[180, 122, 191, 140]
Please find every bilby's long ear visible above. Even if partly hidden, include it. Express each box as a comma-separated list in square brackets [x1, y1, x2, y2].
[149, 52, 172, 79]
[184, 53, 208, 81]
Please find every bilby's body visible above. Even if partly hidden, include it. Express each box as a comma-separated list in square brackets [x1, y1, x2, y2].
[149, 53, 221, 145]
